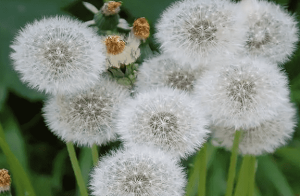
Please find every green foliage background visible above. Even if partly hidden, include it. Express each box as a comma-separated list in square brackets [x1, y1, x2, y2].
[0, 0, 300, 195]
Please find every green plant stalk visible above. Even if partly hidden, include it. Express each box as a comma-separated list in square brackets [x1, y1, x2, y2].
[234, 155, 251, 196]
[197, 143, 207, 196]
[0, 124, 36, 196]
[225, 130, 242, 196]
[248, 156, 256, 196]
[66, 142, 88, 196]
[91, 144, 99, 166]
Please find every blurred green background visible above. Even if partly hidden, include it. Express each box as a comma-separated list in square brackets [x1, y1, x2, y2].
[0, 0, 300, 195]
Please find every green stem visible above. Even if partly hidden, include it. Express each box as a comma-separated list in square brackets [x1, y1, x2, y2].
[91, 144, 99, 166]
[248, 156, 256, 196]
[225, 130, 242, 196]
[66, 142, 88, 196]
[198, 143, 207, 196]
[0, 124, 35, 196]
[234, 155, 251, 196]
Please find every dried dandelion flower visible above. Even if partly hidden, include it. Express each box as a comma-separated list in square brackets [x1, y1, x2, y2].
[194, 56, 290, 130]
[89, 146, 186, 196]
[105, 35, 126, 55]
[240, 0, 298, 64]
[133, 17, 150, 40]
[155, 0, 246, 65]
[116, 87, 210, 158]
[211, 101, 297, 155]
[135, 53, 206, 93]
[0, 169, 10, 193]
[10, 16, 106, 94]
[101, 1, 122, 16]
[105, 33, 141, 68]
[43, 76, 130, 147]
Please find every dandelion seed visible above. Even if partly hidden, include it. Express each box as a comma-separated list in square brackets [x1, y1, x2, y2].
[10, 16, 106, 94]
[211, 101, 296, 155]
[194, 56, 290, 129]
[116, 87, 209, 158]
[155, 0, 246, 65]
[240, 0, 298, 64]
[135, 53, 206, 93]
[89, 146, 186, 196]
[43, 76, 130, 147]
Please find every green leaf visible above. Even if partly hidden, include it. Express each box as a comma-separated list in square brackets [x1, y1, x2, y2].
[31, 174, 53, 196]
[207, 158, 227, 196]
[0, 126, 36, 196]
[275, 147, 300, 170]
[117, 77, 132, 86]
[257, 156, 294, 196]
[125, 64, 133, 76]
[51, 148, 68, 190]
[0, 106, 29, 172]
[109, 68, 125, 78]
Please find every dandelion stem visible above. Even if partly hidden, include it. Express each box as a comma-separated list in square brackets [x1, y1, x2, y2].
[225, 130, 242, 196]
[198, 142, 207, 196]
[248, 156, 256, 196]
[234, 155, 251, 196]
[66, 142, 88, 196]
[91, 144, 99, 166]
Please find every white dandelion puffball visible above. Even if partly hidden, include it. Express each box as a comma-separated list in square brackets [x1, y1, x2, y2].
[10, 16, 106, 94]
[135, 53, 206, 93]
[43, 76, 130, 147]
[116, 87, 210, 158]
[211, 101, 297, 155]
[155, 0, 246, 65]
[240, 0, 298, 64]
[89, 146, 186, 196]
[194, 56, 290, 130]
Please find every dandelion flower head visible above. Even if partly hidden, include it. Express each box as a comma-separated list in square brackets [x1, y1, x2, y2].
[135, 53, 206, 93]
[89, 146, 186, 196]
[194, 56, 290, 130]
[0, 169, 11, 193]
[10, 16, 106, 94]
[240, 0, 298, 64]
[155, 0, 246, 65]
[116, 87, 210, 158]
[43, 76, 130, 147]
[211, 101, 297, 155]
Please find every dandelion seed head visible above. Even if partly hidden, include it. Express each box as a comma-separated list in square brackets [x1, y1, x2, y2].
[89, 146, 186, 196]
[135, 54, 206, 93]
[10, 16, 106, 94]
[194, 56, 290, 129]
[116, 87, 210, 158]
[43, 76, 130, 147]
[155, 0, 246, 65]
[211, 102, 297, 155]
[241, 0, 298, 64]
